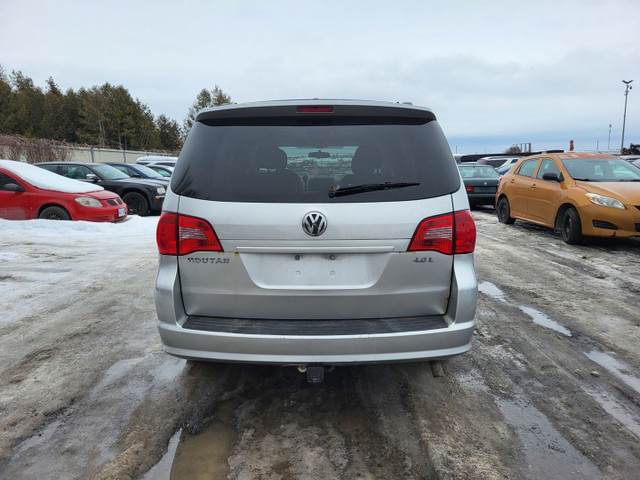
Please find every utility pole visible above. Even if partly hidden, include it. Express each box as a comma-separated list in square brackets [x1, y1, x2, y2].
[621, 80, 633, 154]
[608, 124, 611, 150]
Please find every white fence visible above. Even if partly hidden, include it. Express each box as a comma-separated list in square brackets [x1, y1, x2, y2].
[0, 136, 178, 164]
[66, 146, 176, 164]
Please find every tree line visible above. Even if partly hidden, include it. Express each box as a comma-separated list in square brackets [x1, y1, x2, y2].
[0, 65, 231, 153]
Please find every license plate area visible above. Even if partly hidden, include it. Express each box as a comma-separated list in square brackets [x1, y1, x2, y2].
[474, 186, 495, 193]
[117, 207, 126, 217]
[240, 252, 385, 289]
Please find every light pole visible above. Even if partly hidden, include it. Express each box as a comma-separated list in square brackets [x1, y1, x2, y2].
[621, 80, 633, 154]
[608, 124, 611, 150]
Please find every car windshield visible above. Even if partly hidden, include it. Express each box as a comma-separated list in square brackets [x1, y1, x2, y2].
[92, 164, 130, 180]
[562, 158, 640, 182]
[458, 166, 500, 178]
[151, 167, 171, 177]
[134, 164, 165, 178]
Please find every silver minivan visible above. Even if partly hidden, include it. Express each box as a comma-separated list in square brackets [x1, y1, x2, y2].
[154, 100, 477, 378]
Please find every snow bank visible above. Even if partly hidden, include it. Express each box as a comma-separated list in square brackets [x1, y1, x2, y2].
[0, 215, 158, 242]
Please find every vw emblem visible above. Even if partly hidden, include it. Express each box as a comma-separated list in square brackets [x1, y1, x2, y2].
[302, 212, 327, 237]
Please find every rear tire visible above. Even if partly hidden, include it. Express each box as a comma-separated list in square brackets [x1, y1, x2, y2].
[561, 207, 583, 244]
[39, 206, 71, 220]
[497, 197, 515, 224]
[123, 192, 150, 216]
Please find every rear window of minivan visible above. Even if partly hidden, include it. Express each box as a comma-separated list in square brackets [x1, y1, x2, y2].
[172, 118, 460, 203]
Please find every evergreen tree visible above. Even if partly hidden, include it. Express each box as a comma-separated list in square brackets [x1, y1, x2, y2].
[7, 70, 45, 137]
[183, 85, 231, 136]
[134, 100, 161, 150]
[0, 66, 190, 152]
[0, 66, 12, 134]
[43, 77, 66, 140]
[156, 114, 182, 150]
[78, 86, 109, 146]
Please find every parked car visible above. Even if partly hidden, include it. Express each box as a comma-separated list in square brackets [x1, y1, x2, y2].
[458, 163, 501, 206]
[36, 162, 166, 216]
[105, 162, 170, 185]
[136, 156, 178, 167]
[154, 99, 478, 381]
[477, 156, 521, 168]
[495, 157, 522, 175]
[0, 159, 127, 222]
[146, 165, 174, 177]
[619, 155, 640, 169]
[496, 152, 640, 244]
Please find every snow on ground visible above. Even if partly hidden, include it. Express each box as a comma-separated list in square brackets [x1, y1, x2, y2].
[0, 216, 159, 324]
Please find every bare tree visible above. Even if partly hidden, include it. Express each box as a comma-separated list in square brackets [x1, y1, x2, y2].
[504, 145, 522, 154]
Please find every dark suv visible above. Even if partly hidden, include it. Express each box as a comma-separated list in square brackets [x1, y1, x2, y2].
[36, 162, 166, 216]
[154, 100, 477, 377]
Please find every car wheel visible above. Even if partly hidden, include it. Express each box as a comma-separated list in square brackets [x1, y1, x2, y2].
[123, 192, 150, 216]
[39, 206, 71, 220]
[497, 197, 515, 224]
[561, 208, 583, 244]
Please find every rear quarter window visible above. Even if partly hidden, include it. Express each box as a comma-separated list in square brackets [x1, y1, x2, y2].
[172, 119, 460, 203]
[516, 160, 539, 178]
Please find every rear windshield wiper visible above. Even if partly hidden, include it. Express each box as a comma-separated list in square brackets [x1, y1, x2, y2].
[328, 182, 420, 198]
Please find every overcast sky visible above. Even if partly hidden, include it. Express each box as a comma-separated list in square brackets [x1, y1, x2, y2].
[1, 0, 639, 154]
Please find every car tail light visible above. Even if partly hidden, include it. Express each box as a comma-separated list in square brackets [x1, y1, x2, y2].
[156, 212, 223, 255]
[296, 105, 333, 113]
[408, 211, 476, 254]
[465, 185, 474, 192]
[454, 211, 476, 253]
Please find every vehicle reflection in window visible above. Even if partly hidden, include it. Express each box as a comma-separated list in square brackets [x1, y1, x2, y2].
[562, 158, 640, 182]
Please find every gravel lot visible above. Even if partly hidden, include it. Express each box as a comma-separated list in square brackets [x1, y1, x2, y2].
[0, 209, 639, 479]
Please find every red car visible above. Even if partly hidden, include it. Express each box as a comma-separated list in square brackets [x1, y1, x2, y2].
[0, 159, 127, 222]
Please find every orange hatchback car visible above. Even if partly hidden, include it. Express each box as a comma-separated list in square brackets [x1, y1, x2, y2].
[495, 152, 640, 244]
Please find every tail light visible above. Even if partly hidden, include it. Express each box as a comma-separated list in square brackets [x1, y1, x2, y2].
[297, 105, 333, 113]
[465, 185, 474, 192]
[453, 211, 476, 253]
[156, 212, 223, 255]
[408, 211, 476, 254]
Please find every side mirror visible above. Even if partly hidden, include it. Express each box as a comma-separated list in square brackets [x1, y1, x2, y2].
[2, 183, 26, 192]
[542, 172, 563, 182]
[85, 173, 99, 182]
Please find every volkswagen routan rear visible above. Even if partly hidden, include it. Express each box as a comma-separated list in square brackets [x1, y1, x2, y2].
[155, 100, 477, 368]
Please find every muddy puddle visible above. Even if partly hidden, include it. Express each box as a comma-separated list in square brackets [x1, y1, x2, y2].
[479, 281, 572, 336]
[478, 281, 507, 303]
[586, 350, 640, 394]
[143, 397, 240, 479]
[519, 305, 571, 336]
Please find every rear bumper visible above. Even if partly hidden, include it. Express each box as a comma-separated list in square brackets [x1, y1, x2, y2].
[154, 254, 477, 365]
[467, 193, 497, 206]
[158, 320, 474, 365]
